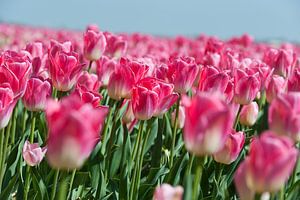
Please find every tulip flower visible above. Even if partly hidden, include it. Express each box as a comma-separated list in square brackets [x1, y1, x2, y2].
[96, 56, 117, 86]
[153, 184, 183, 200]
[183, 92, 234, 155]
[234, 69, 260, 105]
[76, 71, 101, 92]
[107, 57, 149, 100]
[83, 29, 106, 61]
[48, 40, 83, 91]
[167, 56, 199, 94]
[22, 77, 52, 111]
[239, 102, 259, 126]
[22, 140, 47, 166]
[45, 95, 109, 169]
[104, 32, 127, 58]
[245, 131, 298, 193]
[171, 105, 185, 129]
[132, 77, 178, 120]
[288, 68, 300, 92]
[0, 85, 17, 129]
[0, 50, 31, 98]
[268, 92, 300, 141]
[234, 162, 255, 200]
[266, 75, 286, 103]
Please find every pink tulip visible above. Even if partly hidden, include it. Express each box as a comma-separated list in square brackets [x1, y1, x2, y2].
[22, 77, 51, 111]
[214, 130, 245, 164]
[288, 68, 300, 92]
[245, 131, 298, 192]
[107, 57, 149, 100]
[0, 85, 17, 129]
[167, 57, 199, 94]
[234, 162, 255, 200]
[239, 102, 259, 126]
[96, 56, 117, 86]
[76, 71, 101, 92]
[122, 100, 135, 124]
[48, 40, 83, 91]
[104, 32, 127, 58]
[153, 184, 183, 200]
[268, 92, 300, 141]
[22, 140, 47, 166]
[171, 105, 185, 129]
[45, 95, 109, 169]
[234, 69, 260, 105]
[0, 50, 31, 98]
[83, 29, 106, 61]
[266, 75, 286, 103]
[132, 77, 178, 120]
[183, 92, 234, 155]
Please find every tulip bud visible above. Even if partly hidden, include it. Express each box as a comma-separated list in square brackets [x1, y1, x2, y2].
[239, 102, 259, 126]
[153, 184, 183, 200]
[46, 95, 109, 169]
[83, 29, 106, 61]
[214, 130, 245, 164]
[245, 131, 298, 193]
[122, 100, 135, 124]
[22, 140, 47, 166]
[234, 69, 260, 105]
[266, 75, 286, 103]
[183, 92, 234, 155]
[96, 56, 117, 86]
[171, 106, 185, 129]
[269, 92, 300, 141]
[22, 78, 51, 111]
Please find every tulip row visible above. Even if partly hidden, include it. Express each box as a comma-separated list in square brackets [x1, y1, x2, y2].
[0, 23, 299, 200]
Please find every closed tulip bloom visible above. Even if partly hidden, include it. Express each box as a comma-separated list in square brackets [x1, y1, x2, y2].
[239, 102, 259, 126]
[132, 77, 178, 120]
[214, 130, 245, 164]
[48, 41, 83, 91]
[266, 75, 286, 103]
[46, 95, 109, 169]
[0, 85, 17, 129]
[234, 69, 260, 105]
[22, 77, 51, 111]
[83, 29, 106, 61]
[22, 140, 47, 166]
[0, 50, 31, 98]
[122, 100, 135, 124]
[288, 68, 300, 92]
[96, 56, 117, 86]
[183, 92, 234, 155]
[107, 57, 149, 100]
[104, 32, 127, 58]
[171, 105, 185, 129]
[269, 92, 300, 141]
[153, 184, 183, 200]
[234, 162, 255, 200]
[245, 131, 298, 193]
[76, 71, 101, 92]
[168, 57, 199, 94]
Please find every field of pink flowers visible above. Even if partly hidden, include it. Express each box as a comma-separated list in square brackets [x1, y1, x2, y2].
[0, 23, 299, 200]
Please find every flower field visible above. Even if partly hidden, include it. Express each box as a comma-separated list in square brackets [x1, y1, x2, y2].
[0, 23, 299, 200]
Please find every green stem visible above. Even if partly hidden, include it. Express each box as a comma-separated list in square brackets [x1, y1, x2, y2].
[51, 170, 60, 200]
[255, 193, 261, 200]
[185, 154, 194, 181]
[67, 169, 76, 200]
[170, 96, 181, 168]
[100, 103, 114, 155]
[52, 87, 57, 99]
[88, 61, 93, 73]
[234, 105, 243, 130]
[0, 128, 4, 192]
[280, 186, 285, 200]
[129, 120, 145, 200]
[192, 156, 205, 200]
[22, 107, 27, 133]
[10, 107, 17, 144]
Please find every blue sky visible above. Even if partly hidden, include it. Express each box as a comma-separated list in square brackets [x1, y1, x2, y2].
[1, 0, 300, 41]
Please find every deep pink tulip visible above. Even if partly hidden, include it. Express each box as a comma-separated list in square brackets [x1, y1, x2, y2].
[0, 50, 31, 98]
[234, 69, 260, 105]
[266, 75, 286, 103]
[107, 57, 149, 100]
[234, 162, 255, 200]
[0, 85, 17, 129]
[104, 32, 127, 58]
[22, 77, 51, 111]
[269, 92, 300, 141]
[239, 102, 259, 126]
[83, 29, 106, 61]
[96, 56, 117, 86]
[183, 92, 234, 155]
[22, 140, 47, 166]
[167, 57, 199, 94]
[214, 130, 245, 164]
[76, 71, 101, 92]
[45, 95, 109, 169]
[245, 131, 298, 192]
[132, 77, 178, 120]
[48, 41, 83, 91]
[153, 184, 183, 200]
[288, 68, 300, 92]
